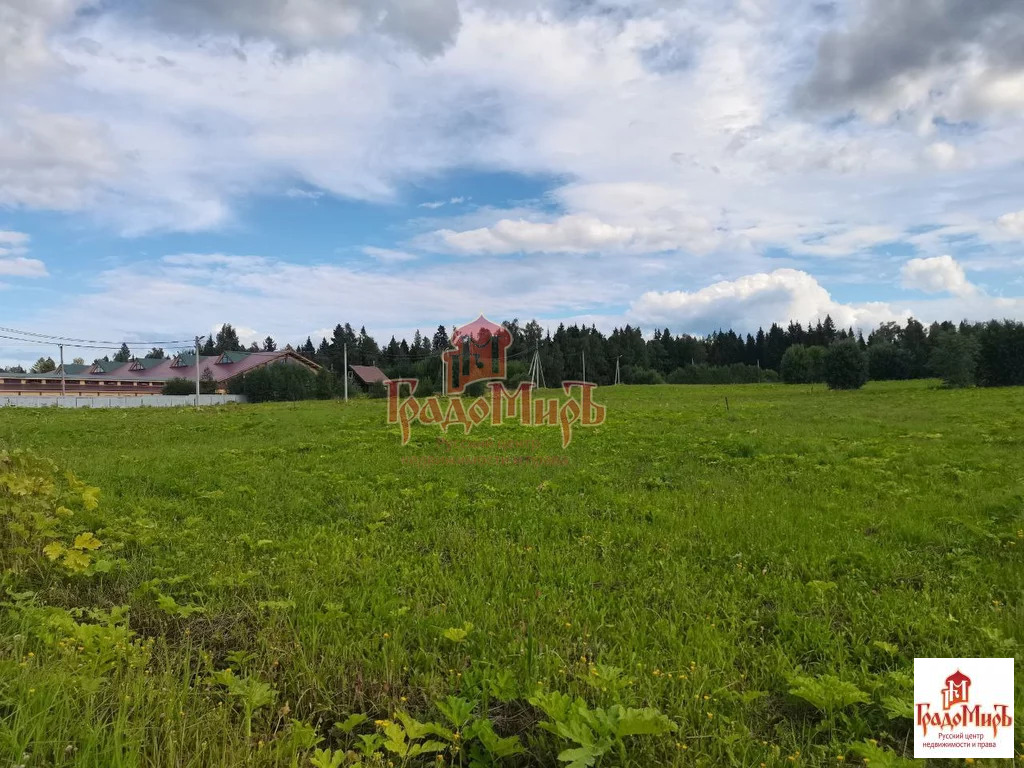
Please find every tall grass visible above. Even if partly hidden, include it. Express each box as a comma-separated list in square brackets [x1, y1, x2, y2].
[0, 381, 1021, 766]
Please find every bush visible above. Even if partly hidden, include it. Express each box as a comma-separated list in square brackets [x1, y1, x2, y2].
[161, 378, 195, 395]
[313, 369, 336, 400]
[929, 332, 979, 388]
[823, 340, 868, 390]
[415, 377, 437, 397]
[238, 363, 317, 402]
[621, 365, 664, 385]
[867, 344, 912, 381]
[781, 345, 808, 383]
[503, 360, 530, 389]
[665, 363, 775, 385]
[199, 367, 217, 394]
[806, 346, 825, 382]
[780, 345, 825, 384]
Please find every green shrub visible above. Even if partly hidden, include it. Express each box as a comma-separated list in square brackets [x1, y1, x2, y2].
[621, 365, 664, 385]
[823, 339, 868, 390]
[781, 345, 828, 384]
[929, 332, 979, 388]
[313, 369, 336, 400]
[415, 377, 437, 396]
[867, 344, 912, 381]
[161, 378, 195, 395]
[199, 368, 217, 394]
[806, 345, 825, 382]
[238, 363, 317, 402]
[666, 363, 774, 385]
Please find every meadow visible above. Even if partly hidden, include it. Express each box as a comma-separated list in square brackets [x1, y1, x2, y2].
[0, 381, 1021, 767]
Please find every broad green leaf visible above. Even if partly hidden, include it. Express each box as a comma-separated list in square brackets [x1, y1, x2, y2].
[335, 713, 368, 734]
[62, 549, 92, 572]
[72, 532, 102, 551]
[42, 541, 65, 560]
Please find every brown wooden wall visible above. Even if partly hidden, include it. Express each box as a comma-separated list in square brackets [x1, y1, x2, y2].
[0, 378, 165, 396]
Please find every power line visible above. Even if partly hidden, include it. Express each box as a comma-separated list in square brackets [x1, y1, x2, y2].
[0, 326, 194, 347]
[0, 333, 152, 351]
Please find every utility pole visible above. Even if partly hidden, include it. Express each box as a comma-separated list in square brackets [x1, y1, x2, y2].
[582, 351, 586, 383]
[528, 341, 545, 390]
[59, 343, 66, 396]
[194, 335, 204, 407]
[441, 355, 446, 396]
[343, 343, 348, 402]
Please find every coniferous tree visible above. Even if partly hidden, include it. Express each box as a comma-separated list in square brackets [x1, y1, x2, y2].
[316, 338, 331, 367]
[214, 324, 243, 353]
[432, 324, 449, 352]
[299, 337, 316, 359]
[357, 326, 380, 365]
[31, 356, 57, 373]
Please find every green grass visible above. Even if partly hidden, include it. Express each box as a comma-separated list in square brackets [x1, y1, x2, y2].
[1, 381, 1021, 767]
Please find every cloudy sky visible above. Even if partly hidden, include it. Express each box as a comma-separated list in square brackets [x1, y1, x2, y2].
[1, 0, 1023, 362]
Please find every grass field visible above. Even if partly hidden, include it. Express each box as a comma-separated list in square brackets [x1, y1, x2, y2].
[1, 381, 1021, 767]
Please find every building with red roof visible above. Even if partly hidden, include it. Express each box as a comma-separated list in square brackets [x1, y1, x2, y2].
[0, 348, 318, 397]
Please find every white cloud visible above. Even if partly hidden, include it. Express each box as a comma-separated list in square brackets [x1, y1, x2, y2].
[0, 230, 47, 278]
[0, 256, 48, 278]
[362, 246, 418, 263]
[631, 269, 907, 333]
[419, 196, 468, 209]
[285, 187, 324, 200]
[923, 141, 959, 169]
[0, 0, 89, 83]
[0, 108, 121, 211]
[439, 215, 645, 254]
[900, 255, 975, 297]
[996, 210, 1024, 236]
[433, 182, 725, 255]
[0, 231, 31, 246]
[785, 225, 903, 258]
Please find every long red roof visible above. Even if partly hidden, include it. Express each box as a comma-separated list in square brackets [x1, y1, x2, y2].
[17, 349, 317, 383]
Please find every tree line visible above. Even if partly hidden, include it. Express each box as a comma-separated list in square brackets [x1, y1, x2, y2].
[282, 315, 1024, 392]
[5, 316, 1024, 391]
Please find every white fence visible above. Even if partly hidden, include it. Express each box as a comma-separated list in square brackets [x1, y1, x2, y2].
[0, 395, 247, 409]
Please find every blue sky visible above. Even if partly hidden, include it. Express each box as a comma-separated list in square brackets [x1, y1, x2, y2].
[1, 0, 1024, 365]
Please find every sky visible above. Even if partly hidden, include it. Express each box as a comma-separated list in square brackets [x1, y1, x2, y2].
[1, 0, 1023, 364]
